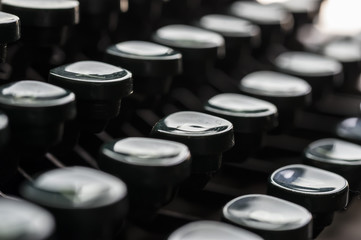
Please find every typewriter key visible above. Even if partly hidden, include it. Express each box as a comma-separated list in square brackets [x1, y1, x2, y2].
[0, 80, 75, 149]
[205, 93, 277, 161]
[336, 117, 361, 143]
[222, 194, 312, 240]
[197, 14, 260, 72]
[20, 166, 128, 240]
[322, 39, 361, 92]
[304, 138, 361, 190]
[150, 111, 234, 190]
[240, 71, 311, 130]
[152, 24, 224, 91]
[229, 1, 293, 51]
[105, 40, 182, 96]
[276, 0, 321, 29]
[268, 164, 349, 237]
[99, 137, 191, 221]
[49, 60, 133, 133]
[0, 198, 55, 240]
[274, 51, 343, 101]
[0, 11, 19, 62]
[168, 220, 264, 240]
[2, 0, 79, 45]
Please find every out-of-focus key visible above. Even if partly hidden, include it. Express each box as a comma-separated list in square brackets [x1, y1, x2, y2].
[223, 194, 312, 240]
[20, 166, 128, 240]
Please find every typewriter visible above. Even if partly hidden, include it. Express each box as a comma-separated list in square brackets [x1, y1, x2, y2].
[0, 0, 360, 239]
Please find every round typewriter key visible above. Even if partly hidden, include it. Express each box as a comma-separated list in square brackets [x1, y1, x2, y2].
[2, 0, 79, 45]
[153, 24, 224, 88]
[222, 194, 312, 240]
[276, 0, 321, 30]
[0, 198, 55, 240]
[229, 1, 293, 49]
[274, 51, 343, 101]
[336, 117, 361, 143]
[105, 41, 182, 95]
[197, 14, 260, 70]
[205, 93, 277, 161]
[0, 80, 75, 148]
[240, 71, 311, 130]
[20, 166, 128, 240]
[304, 138, 361, 189]
[322, 39, 361, 92]
[268, 164, 349, 237]
[153, 25, 224, 57]
[151, 111, 234, 189]
[99, 137, 191, 220]
[49, 60, 133, 133]
[0, 11, 20, 62]
[168, 220, 264, 240]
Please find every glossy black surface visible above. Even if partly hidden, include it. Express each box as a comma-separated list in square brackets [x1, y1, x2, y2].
[0, 11, 20, 43]
[21, 166, 127, 209]
[269, 164, 349, 212]
[204, 93, 277, 132]
[0, 198, 54, 240]
[151, 111, 234, 155]
[105, 41, 182, 77]
[168, 221, 264, 240]
[2, 0, 79, 27]
[49, 60, 133, 100]
[223, 194, 312, 240]
[229, 1, 292, 27]
[152, 24, 225, 55]
[198, 14, 260, 39]
[274, 51, 342, 78]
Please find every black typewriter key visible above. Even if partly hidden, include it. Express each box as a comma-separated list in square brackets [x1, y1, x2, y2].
[296, 24, 334, 53]
[197, 14, 261, 73]
[0, 80, 75, 153]
[49, 60, 133, 133]
[99, 137, 191, 221]
[152, 24, 224, 92]
[105, 40, 182, 97]
[0, 11, 19, 62]
[336, 117, 361, 143]
[274, 51, 343, 101]
[20, 166, 128, 240]
[268, 164, 349, 237]
[150, 111, 234, 190]
[276, 0, 322, 31]
[222, 194, 312, 240]
[205, 93, 277, 162]
[322, 39, 361, 93]
[304, 138, 361, 190]
[229, 1, 293, 52]
[2, 0, 79, 45]
[3, 0, 79, 81]
[240, 71, 311, 131]
[168, 220, 264, 240]
[0, 198, 55, 240]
